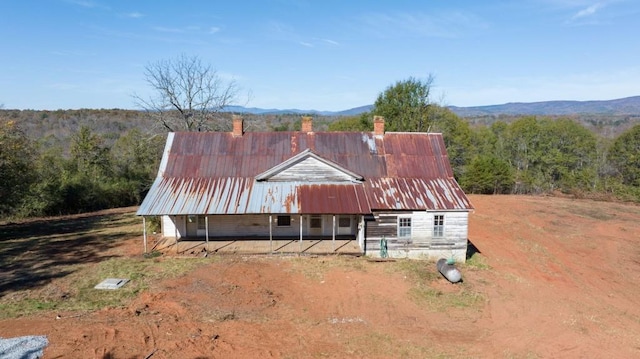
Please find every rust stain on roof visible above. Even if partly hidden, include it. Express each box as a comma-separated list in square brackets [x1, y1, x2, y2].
[137, 131, 472, 216]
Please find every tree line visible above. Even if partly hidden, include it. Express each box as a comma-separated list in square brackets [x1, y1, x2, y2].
[1, 62, 639, 220]
[1, 106, 638, 220]
[331, 78, 640, 201]
[0, 121, 165, 218]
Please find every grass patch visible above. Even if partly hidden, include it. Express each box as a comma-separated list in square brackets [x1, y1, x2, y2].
[387, 259, 441, 283]
[408, 286, 485, 311]
[0, 256, 211, 319]
[386, 259, 485, 312]
[464, 252, 490, 270]
[287, 255, 366, 281]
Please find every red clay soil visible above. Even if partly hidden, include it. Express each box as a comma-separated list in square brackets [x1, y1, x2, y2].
[2, 195, 640, 358]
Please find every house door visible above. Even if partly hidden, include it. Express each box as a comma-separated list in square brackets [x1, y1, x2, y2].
[308, 214, 323, 236]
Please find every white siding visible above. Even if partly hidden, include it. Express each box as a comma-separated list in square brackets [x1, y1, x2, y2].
[162, 215, 186, 239]
[269, 157, 354, 182]
[206, 214, 294, 237]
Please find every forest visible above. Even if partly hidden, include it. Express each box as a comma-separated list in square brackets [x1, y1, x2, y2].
[1, 76, 639, 220]
[1, 106, 638, 221]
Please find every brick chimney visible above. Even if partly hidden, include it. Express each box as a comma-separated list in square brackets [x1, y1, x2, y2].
[301, 116, 313, 133]
[374, 116, 385, 136]
[232, 115, 243, 137]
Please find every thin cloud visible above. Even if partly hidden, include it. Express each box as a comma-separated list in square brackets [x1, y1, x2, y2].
[209, 27, 221, 34]
[571, 3, 603, 19]
[123, 12, 145, 19]
[322, 39, 339, 46]
[65, 0, 109, 10]
[152, 26, 185, 33]
[299, 41, 313, 47]
[357, 11, 487, 39]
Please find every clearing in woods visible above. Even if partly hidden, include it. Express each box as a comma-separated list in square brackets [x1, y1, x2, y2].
[0, 195, 639, 358]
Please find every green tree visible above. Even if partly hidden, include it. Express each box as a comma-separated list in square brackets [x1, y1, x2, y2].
[609, 124, 640, 187]
[372, 76, 434, 132]
[428, 106, 473, 178]
[70, 126, 111, 179]
[504, 117, 597, 194]
[328, 112, 372, 131]
[460, 155, 514, 194]
[111, 129, 165, 203]
[538, 118, 597, 191]
[0, 119, 36, 217]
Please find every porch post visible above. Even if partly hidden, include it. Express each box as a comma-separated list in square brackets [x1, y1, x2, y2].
[299, 214, 303, 253]
[205, 215, 209, 252]
[269, 214, 273, 253]
[175, 216, 179, 254]
[143, 216, 147, 253]
[332, 215, 336, 252]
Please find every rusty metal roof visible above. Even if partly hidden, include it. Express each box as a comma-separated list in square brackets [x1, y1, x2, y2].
[137, 131, 472, 215]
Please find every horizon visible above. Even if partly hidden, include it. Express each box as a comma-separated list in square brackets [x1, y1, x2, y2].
[1, 1, 639, 111]
[2, 94, 640, 113]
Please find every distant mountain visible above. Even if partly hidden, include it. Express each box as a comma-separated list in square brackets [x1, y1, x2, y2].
[225, 96, 640, 117]
[223, 105, 374, 116]
[448, 96, 640, 117]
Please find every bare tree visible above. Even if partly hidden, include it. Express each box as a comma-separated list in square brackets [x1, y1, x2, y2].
[133, 54, 241, 132]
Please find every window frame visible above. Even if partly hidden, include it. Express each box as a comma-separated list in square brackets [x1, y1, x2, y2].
[309, 214, 322, 229]
[433, 214, 445, 238]
[277, 215, 291, 227]
[197, 216, 206, 230]
[338, 216, 351, 228]
[397, 216, 412, 238]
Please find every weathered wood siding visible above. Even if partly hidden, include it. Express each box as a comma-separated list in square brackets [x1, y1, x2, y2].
[269, 157, 354, 182]
[364, 211, 469, 261]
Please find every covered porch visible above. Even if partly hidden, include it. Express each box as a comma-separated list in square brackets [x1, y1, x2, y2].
[148, 236, 363, 255]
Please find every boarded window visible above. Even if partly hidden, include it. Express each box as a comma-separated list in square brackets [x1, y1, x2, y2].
[338, 216, 351, 228]
[433, 214, 444, 237]
[277, 215, 291, 227]
[398, 217, 411, 238]
[310, 215, 322, 228]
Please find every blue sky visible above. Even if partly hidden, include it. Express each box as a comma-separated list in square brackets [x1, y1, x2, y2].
[1, 0, 639, 111]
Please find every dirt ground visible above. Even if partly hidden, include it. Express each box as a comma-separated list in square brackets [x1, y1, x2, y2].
[1, 195, 640, 358]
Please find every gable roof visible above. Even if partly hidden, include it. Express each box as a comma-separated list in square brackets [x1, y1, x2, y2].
[255, 149, 364, 182]
[137, 130, 473, 215]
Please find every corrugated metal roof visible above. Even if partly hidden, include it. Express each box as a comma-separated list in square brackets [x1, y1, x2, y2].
[136, 178, 371, 215]
[137, 130, 473, 216]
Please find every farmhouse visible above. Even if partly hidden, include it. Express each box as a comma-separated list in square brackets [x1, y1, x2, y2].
[136, 116, 473, 260]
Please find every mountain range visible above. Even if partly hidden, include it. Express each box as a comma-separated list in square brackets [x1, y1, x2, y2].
[226, 96, 640, 117]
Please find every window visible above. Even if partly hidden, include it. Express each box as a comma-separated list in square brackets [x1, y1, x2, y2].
[338, 216, 351, 228]
[433, 214, 444, 237]
[398, 217, 411, 238]
[277, 215, 291, 227]
[197, 216, 206, 230]
[310, 215, 322, 228]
